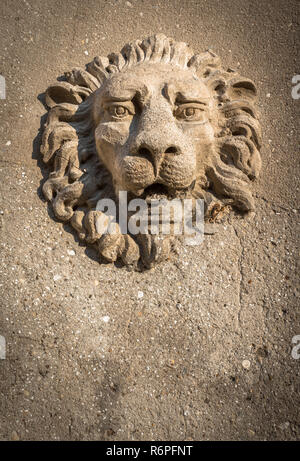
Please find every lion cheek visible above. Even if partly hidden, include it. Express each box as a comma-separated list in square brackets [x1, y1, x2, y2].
[159, 155, 197, 188]
[94, 122, 130, 172]
[117, 156, 156, 191]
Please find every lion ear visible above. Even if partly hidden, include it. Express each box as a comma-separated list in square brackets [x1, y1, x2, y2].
[45, 82, 83, 108]
[189, 50, 258, 102]
[227, 76, 257, 101]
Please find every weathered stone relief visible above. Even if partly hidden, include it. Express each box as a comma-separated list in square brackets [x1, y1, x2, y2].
[40, 34, 261, 268]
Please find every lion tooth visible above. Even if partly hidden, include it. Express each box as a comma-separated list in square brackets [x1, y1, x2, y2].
[134, 189, 145, 196]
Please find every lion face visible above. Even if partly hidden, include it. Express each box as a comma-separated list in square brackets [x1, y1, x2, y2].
[40, 34, 262, 268]
[93, 63, 214, 198]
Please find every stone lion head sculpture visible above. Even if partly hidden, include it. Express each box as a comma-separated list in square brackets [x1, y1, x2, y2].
[40, 34, 261, 268]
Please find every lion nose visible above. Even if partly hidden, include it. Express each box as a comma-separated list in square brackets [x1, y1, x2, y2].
[137, 144, 181, 175]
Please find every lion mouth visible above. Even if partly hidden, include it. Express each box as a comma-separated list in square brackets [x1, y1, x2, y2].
[143, 183, 171, 201]
[137, 180, 196, 203]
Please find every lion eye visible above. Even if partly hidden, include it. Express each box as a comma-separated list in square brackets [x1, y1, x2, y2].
[111, 106, 128, 117]
[175, 105, 206, 122]
[104, 102, 135, 122]
[184, 108, 195, 117]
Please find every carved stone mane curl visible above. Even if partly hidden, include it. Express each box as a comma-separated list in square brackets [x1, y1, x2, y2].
[40, 34, 261, 262]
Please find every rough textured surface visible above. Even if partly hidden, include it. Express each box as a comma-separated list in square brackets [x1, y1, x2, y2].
[40, 34, 261, 268]
[0, 0, 299, 441]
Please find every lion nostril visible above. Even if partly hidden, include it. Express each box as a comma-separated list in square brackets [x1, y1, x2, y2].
[137, 146, 154, 161]
[165, 146, 179, 154]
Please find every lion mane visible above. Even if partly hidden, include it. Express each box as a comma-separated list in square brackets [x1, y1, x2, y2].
[40, 34, 261, 265]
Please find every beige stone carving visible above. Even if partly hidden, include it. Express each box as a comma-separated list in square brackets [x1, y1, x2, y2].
[40, 34, 261, 268]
